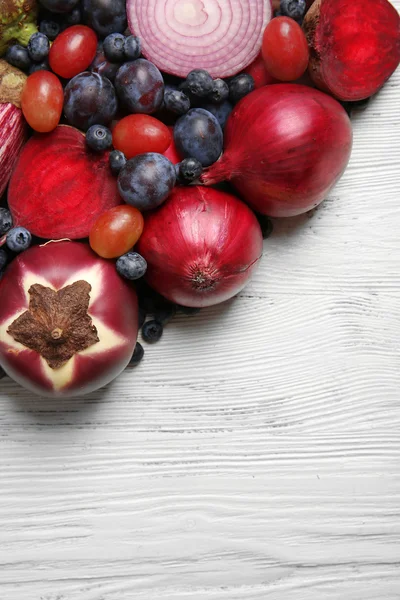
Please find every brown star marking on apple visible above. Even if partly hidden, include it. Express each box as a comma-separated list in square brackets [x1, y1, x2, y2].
[7, 280, 100, 369]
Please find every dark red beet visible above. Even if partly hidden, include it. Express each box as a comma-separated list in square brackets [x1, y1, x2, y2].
[8, 125, 121, 239]
[304, 0, 400, 101]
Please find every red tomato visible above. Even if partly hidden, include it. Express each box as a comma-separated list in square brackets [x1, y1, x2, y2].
[89, 205, 144, 259]
[112, 115, 172, 160]
[261, 17, 309, 82]
[21, 71, 63, 132]
[49, 25, 97, 79]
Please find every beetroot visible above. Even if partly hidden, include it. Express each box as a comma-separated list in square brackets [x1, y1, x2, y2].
[303, 0, 400, 101]
[8, 125, 121, 239]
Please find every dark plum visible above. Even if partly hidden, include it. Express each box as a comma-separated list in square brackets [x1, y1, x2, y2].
[64, 71, 118, 130]
[201, 101, 233, 129]
[118, 153, 176, 211]
[174, 108, 223, 167]
[39, 0, 79, 13]
[115, 59, 164, 114]
[83, 0, 127, 37]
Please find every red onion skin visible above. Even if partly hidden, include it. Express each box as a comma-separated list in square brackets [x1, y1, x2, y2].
[0, 103, 27, 198]
[137, 186, 263, 308]
[8, 125, 121, 239]
[200, 84, 353, 218]
[304, 0, 400, 102]
[0, 241, 138, 398]
[127, 0, 272, 78]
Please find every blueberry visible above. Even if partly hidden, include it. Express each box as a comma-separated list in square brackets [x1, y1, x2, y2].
[65, 6, 81, 25]
[118, 153, 176, 210]
[0, 208, 13, 236]
[5, 45, 31, 72]
[183, 69, 213, 98]
[256, 214, 274, 239]
[116, 252, 147, 280]
[280, 0, 306, 21]
[142, 319, 163, 343]
[64, 72, 118, 131]
[39, 19, 61, 40]
[103, 32, 126, 62]
[0, 366, 6, 380]
[208, 78, 229, 104]
[174, 108, 223, 167]
[129, 341, 144, 365]
[27, 32, 50, 62]
[86, 124, 112, 151]
[178, 157, 203, 183]
[115, 59, 164, 114]
[28, 59, 51, 74]
[124, 35, 141, 61]
[39, 0, 79, 13]
[138, 307, 146, 329]
[83, 0, 127, 37]
[229, 73, 255, 104]
[109, 149, 126, 175]
[6, 227, 32, 253]
[0, 248, 7, 270]
[154, 303, 176, 324]
[164, 88, 190, 115]
[201, 101, 233, 129]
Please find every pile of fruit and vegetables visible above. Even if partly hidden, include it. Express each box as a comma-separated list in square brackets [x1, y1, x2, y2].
[0, 0, 399, 397]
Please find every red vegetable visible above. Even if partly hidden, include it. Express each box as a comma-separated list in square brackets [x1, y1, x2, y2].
[163, 127, 183, 164]
[21, 71, 63, 133]
[200, 84, 353, 217]
[49, 25, 98, 79]
[0, 60, 28, 199]
[303, 0, 400, 101]
[0, 241, 138, 398]
[262, 16, 309, 82]
[127, 0, 273, 78]
[112, 114, 171, 159]
[137, 186, 263, 308]
[8, 125, 121, 239]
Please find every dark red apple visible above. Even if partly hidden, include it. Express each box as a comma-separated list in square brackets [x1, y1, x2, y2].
[304, 0, 400, 101]
[0, 241, 138, 397]
[8, 125, 122, 240]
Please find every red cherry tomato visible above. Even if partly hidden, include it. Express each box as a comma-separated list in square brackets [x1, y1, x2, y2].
[112, 115, 172, 160]
[262, 17, 309, 82]
[244, 52, 279, 88]
[49, 25, 97, 79]
[89, 205, 144, 259]
[21, 71, 63, 132]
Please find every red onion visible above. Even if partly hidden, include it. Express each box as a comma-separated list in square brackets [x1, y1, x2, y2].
[137, 186, 263, 308]
[127, 0, 272, 78]
[0, 241, 138, 397]
[200, 84, 353, 217]
[0, 60, 28, 198]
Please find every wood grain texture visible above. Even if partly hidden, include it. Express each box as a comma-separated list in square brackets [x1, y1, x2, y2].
[1, 6, 400, 596]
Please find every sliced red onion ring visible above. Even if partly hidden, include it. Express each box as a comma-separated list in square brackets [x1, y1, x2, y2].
[127, 0, 272, 78]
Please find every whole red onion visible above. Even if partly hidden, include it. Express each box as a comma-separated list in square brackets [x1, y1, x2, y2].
[137, 186, 263, 308]
[200, 84, 353, 217]
[127, 0, 272, 78]
[0, 241, 138, 397]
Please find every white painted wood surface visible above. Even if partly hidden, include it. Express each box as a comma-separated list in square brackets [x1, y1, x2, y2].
[1, 15, 400, 598]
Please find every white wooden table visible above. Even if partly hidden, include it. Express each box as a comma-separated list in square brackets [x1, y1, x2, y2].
[1, 25, 400, 600]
